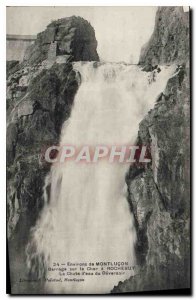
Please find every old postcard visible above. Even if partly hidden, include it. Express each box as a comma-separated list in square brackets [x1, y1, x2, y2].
[6, 6, 190, 294]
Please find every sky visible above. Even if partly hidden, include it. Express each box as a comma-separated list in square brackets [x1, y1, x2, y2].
[6, 6, 157, 63]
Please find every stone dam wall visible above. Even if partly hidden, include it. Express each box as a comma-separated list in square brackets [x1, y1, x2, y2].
[6, 34, 36, 61]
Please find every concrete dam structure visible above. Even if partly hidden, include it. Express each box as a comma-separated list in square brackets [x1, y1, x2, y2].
[6, 34, 36, 61]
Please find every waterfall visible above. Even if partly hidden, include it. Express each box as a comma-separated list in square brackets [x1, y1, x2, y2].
[26, 62, 174, 294]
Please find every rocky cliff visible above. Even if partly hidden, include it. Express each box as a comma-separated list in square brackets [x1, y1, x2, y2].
[139, 7, 189, 65]
[7, 17, 99, 292]
[112, 7, 190, 293]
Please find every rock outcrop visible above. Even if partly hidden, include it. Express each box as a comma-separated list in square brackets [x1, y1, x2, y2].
[139, 7, 189, 66]
[24, 16, 99, 65]
[112, 7, 190, 293]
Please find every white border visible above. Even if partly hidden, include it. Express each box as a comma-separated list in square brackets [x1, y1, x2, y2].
[4, 0, 192, 6]
[1, 1, 195, 299]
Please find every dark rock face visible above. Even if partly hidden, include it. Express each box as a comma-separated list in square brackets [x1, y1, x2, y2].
[6, 61, 20, 78]
[7, 63, 79, 240]
[7, 62, 80, 294]
[112, 7, 190, 293]
[113, 68, 190, 293]
[139, 7, 189, 66]
[24, 16, 99, 65]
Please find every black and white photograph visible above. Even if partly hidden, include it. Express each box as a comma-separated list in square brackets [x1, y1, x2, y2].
[5, 4, 191, 295]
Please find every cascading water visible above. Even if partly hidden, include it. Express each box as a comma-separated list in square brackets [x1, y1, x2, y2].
[26, 62, 175, 294]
